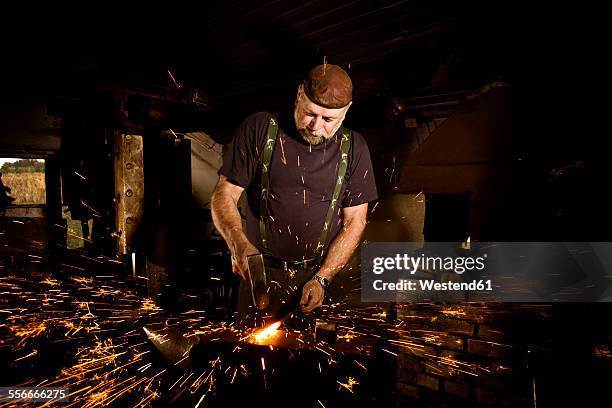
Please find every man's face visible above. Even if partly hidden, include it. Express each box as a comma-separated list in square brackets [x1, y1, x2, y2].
[294, 86, 351, 145]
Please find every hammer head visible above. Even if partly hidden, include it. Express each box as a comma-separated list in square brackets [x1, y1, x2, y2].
[247, 254, 269, 309]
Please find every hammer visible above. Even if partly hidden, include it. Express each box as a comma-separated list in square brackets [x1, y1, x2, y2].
[246, 254, 269, 310]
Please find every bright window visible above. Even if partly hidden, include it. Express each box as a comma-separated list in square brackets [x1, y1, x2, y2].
[0, 158, 46, 205]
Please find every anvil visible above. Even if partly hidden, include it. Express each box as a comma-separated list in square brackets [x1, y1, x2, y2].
[143, 321, 376, 370]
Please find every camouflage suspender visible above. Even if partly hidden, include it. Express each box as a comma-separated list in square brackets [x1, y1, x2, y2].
[259, 116, 280, 249]
[314, 128, 351, 255]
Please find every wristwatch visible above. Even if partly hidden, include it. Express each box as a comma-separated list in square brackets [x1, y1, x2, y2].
[313, 275, 330, 289]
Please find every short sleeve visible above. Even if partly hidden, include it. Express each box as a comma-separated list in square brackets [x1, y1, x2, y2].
[342, 131, 378, 207]
[218, 112, 269, 188]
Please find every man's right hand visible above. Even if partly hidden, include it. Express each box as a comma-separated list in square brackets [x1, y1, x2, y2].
[230, 236, 260, 279]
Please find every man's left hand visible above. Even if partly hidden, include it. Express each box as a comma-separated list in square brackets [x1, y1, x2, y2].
[300, 279, 325, 312]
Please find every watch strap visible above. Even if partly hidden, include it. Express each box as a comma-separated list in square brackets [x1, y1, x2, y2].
[313, 275, 330, 289]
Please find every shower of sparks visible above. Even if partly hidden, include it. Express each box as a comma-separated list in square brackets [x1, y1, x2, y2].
[0, 259, 544, 407]
[0, 270, 175, 406]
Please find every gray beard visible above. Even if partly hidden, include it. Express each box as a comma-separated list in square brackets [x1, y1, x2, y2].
[298, 129, 327, 145]
[293, 109, 343, 145]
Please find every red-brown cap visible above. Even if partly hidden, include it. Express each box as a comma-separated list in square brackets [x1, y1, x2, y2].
[303, 64, 352, 109]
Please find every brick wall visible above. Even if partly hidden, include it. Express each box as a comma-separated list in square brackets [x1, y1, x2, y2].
[394, 302, 549, 407]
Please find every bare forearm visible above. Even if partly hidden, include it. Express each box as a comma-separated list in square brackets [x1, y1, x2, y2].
[211, 177, 259, 276]
[211, 188, 246, 247]
[316, 216, 366, 281]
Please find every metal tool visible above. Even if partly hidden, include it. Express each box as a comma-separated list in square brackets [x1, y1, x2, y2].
[268, 283, 304, 324]
[247, 254, 269, 309]
[267, 269, 324, 324]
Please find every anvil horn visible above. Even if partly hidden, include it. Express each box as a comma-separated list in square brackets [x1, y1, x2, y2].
[143, 325, 200, 370]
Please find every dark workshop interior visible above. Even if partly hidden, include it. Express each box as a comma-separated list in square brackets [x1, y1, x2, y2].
[1, 1, 610, 407]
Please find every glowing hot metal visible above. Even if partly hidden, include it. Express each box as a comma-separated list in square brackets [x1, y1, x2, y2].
[253, 321, 282, 343]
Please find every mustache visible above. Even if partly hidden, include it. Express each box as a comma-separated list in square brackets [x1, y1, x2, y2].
[300, 128, 326, 137]
[297, 128, 326, 145]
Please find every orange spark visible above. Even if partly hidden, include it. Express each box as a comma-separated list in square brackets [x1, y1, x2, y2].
[279, 137, 287, 165]
[337, 376, 358, 393]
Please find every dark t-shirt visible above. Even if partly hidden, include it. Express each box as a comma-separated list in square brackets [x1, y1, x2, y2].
[219, 111, 378, 260]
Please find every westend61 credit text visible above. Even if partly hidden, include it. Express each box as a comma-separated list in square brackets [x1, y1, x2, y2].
[372, 279, 493, 291]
